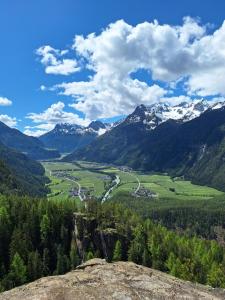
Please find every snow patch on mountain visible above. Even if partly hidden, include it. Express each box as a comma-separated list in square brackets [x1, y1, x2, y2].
[52, 121, 110, 136]
[125, 100, 225, 130]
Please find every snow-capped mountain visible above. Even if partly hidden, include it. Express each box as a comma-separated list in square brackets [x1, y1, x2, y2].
[64, 104, 225, 192]
[40, 99, 225, 154]
[39, 121, 111, 153]
[125, 100, 225, 130]
[51, 121, 110, 136]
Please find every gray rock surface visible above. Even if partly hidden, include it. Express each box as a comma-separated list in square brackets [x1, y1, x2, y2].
[0, 258, 225, 300]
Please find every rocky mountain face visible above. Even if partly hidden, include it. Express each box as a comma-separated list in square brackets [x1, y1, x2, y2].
[40, 99, 225, 154]
[64, 105, 225, 191]
[39, 121, 111, 153]
[124, 100, 225, 130]
[73, 212, 124, 262]
[0, 121, 59, 160]
[0, 258, 224, 300]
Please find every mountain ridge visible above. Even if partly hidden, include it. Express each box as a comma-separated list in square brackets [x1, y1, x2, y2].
[39, 120, 111, 153]
[0, 141, 49, 197]
[64, 105, 225, 191]
[0, 121, 59, 160]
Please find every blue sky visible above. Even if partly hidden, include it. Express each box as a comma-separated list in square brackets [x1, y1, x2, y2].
[0, 0, 225, 135]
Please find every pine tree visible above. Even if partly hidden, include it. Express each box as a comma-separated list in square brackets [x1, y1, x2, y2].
[55, 245, 69, 275]
[207, 263, 225, 288]
[128, 225, 145, 264]
[112, 240, 122, 261]
[27, 251, 42, 281]
[42, 248, 50, 276]
[40, 214, 51, 247]
[9, 253, 27, 287]
[142, 247, 151, 267]
[70, 241, 79, 269]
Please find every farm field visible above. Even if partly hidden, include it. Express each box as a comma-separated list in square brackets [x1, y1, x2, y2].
[42, 161, 224, 204]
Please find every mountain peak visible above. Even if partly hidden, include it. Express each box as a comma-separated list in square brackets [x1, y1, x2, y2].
[88, 120, 106, 131]
[125, 99, 216, 129]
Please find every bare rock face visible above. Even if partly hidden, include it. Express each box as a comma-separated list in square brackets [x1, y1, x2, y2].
[0, 258, 225, 300]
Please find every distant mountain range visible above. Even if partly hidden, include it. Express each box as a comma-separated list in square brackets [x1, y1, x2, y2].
[0, 121, 60, 160]
[123, 99, 224, 129]
[64, 100, 225, 191]
[39, 120, 112, 153]
[0, 141, 49, 197]
[39, 100, 220, 154]
[0, 99, 225, 192]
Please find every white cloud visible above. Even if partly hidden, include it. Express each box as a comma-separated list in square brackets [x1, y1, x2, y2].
[0, 97, 12, 106]
[0, 114, 17, 127]
[24, 123, 55, 137]
[45, 59, 79, 75]
[36, 45, 80, 75]
[41, 18, 225, 121]
[159, 95, 194, 105]
[59, 79, 167, 119]
[26, 101, 90, 136]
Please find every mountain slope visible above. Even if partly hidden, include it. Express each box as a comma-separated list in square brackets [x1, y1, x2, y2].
[0, 141, 49, 197]
[0, 121, 60, 160]
[65, 106, 225, 190]
[0, 259, 224, 300]
[39, 121, 110, 153]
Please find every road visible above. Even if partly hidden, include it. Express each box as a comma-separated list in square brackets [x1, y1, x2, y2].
[133, 174, 141, 193]
[121, 170, 141, 194]
[64, 177, 84, 202]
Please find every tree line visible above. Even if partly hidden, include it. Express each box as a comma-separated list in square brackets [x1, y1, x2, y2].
[1, 195, 225, 291]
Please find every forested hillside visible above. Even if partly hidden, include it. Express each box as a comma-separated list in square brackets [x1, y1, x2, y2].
[0, 142, 49, 197]
[1, 197, 225, 291]
[0, 121, 59, 160]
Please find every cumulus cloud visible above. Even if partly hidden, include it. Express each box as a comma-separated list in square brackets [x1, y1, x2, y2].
[36, 45, 80, 75]
[26, 101, 90, 136]
[0, 97, 12, 106]
[24, 123, 55, 137]
[40, 17, 225, 121]
[160, 95, 192, 105]
[0, 114, 17, 127]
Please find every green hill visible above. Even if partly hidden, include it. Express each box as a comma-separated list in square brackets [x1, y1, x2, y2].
[0, 141, 49, 197]
[0, 121, 60, 160]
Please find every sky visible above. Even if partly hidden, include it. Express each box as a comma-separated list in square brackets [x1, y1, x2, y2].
[0, 0, 225, 136]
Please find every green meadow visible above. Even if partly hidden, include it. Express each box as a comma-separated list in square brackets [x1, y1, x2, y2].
[42, 161, 223, 204]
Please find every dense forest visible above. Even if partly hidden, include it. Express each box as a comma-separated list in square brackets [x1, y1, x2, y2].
[0, 142, 49, 197]
[111, 192, 225, 239]
[1, 195, 225, 291]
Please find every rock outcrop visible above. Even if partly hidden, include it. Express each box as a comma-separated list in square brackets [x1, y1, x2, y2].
[0, 258, 225, 300]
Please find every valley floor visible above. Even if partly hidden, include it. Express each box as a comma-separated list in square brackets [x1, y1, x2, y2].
[42, 161, 223, 205]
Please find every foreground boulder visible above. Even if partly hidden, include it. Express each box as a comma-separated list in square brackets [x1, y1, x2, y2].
[0, 258, 225, 300]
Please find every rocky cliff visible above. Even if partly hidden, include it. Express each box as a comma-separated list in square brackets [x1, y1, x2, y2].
[0, 258, 224, 300]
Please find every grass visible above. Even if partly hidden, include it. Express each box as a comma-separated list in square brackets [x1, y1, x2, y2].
[42, 161, 224, 204]
[137, 174, 222, 200]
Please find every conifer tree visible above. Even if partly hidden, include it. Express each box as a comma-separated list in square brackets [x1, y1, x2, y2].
[207, 263, 225, 288]
[142, 247, 151, 267]
[70, 241, 79, 269]
[9, 253, 27, 287]
[112, 240, 122, 261]
[27, 251, 42, 281]
[42, 248, 50, 276]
